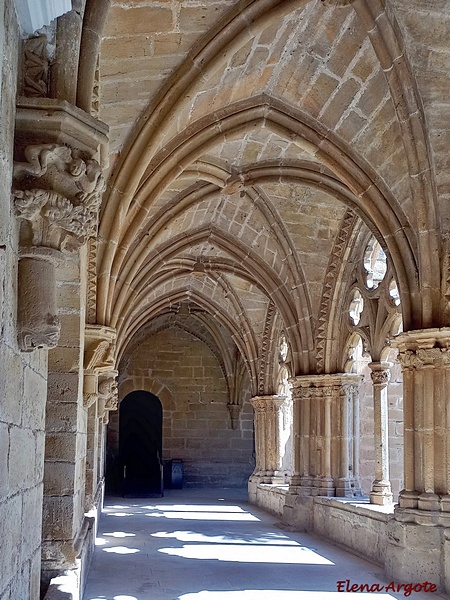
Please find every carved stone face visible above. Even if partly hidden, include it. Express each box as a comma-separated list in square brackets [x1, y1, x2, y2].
[68, 157, 86, 177]
[98, 377, 118, 399]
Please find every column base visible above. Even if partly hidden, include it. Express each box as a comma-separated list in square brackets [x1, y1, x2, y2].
[398, 489, 419, 509]
[370, 480, 393, 505]
[312, 476, 335, 497]
[335, 477, 362, 497]
[288, 475, 313, 496]
[418, 492, 440, 511]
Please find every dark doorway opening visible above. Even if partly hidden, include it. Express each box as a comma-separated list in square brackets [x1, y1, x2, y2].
[119, 390, 163, 497]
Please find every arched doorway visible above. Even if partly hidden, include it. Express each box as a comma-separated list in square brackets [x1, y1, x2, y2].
[119, 391, 163, 497]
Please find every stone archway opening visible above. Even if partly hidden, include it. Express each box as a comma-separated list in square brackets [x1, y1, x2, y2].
[119, 390, 164, 498]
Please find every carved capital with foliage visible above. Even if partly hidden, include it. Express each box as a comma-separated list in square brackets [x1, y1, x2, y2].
[13, 144, 104, 253]
[393, 329, 450, 371]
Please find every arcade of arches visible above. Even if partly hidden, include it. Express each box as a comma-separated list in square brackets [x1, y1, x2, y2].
[1, 0, 450, 598]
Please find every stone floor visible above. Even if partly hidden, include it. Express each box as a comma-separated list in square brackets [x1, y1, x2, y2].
[83, 489, 445, 600]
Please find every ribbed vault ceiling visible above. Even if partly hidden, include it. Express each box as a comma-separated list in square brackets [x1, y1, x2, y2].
[94, 0, 449, 387]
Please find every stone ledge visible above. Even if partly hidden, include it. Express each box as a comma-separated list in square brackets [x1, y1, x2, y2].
[313, 496, 395, 521]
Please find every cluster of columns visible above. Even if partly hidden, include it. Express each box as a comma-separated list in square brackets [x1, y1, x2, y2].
[288, 374, 362, 497]
[249, 395, 287, 485]
[250, 369, 398, 503]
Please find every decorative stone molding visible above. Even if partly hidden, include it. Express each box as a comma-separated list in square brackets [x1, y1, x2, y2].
[22, 35, 49, 98]
[15, 98, 109, 169]
[392, 328, 450, 368]
[258, 301, 276, 395]
[316, 211, 357, 372]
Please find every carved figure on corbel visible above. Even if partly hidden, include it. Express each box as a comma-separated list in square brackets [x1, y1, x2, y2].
[98, 373, 119, 424]
[13, 144, 104, 252]
[83, 325, 117, 408]
[13, 144, 105, 352]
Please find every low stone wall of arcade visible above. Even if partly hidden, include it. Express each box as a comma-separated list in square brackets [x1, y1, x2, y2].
[252, 483, 391, 568]
[112, 327, 255, 489]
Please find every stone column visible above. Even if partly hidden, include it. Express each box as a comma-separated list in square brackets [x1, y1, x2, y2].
[369, 362, 393, 505]
[286, 374, 362, 499]
[250, 396, 267, 481]
[266, 395, 287, 484]
[249, 395, 286, 500]
[385, 329, 450, 590]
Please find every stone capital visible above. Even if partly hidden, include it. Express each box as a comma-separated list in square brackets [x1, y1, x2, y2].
[289, 373, 361, 399]
[369, 361, 392, 386]
[392, 328, 450, 370]
[13, 99, 109, 254]
[250, 395, 286, 412]
[13, 144, 105, 253]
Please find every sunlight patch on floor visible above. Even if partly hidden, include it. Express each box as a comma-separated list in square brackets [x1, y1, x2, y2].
[145, 510, 259, 521]
[159, 543, 334, 564]
[151, 530, 300, 545]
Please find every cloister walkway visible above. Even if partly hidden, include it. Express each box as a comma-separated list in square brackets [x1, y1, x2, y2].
[83, 489, 442, 600]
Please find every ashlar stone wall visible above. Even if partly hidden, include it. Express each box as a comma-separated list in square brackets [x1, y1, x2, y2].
[0, 1, 47, 598]
[112, 327, 255, 488]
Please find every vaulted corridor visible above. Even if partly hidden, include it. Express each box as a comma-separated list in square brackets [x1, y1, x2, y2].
[83, 490, 443, 600]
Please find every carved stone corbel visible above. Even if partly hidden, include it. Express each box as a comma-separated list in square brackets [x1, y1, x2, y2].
[98, 372, 119, 424]
[13, 99, 108, 352]
[227, 403, 241, 430]
[83, 325, 116, 408]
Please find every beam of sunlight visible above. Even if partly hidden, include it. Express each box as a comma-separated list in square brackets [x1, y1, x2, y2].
[178, 592, 398, 599]
[145, 511, 259, 521]
[159, 543, 334, 564]
[102, 546, 140, 554]
[151, 531, 301, 546]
